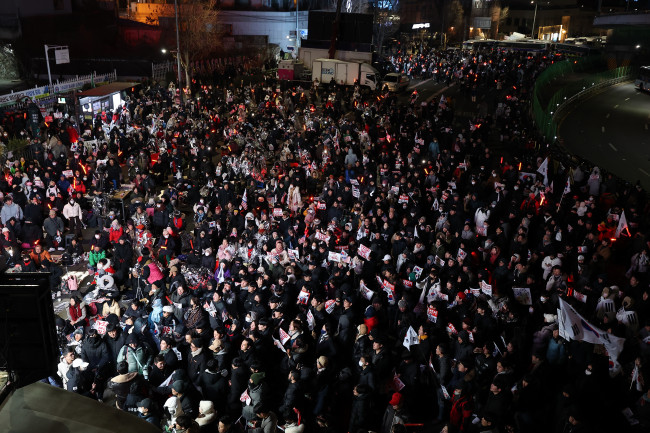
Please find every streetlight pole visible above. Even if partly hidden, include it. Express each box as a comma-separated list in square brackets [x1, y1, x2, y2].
[44, 45, 53, 92]
[531, 1, 538, 39]
[296, 0, 300, 50]
[174, 0, 183, 103]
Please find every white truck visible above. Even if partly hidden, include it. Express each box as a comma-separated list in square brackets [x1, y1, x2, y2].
[311, 58, 379, 90]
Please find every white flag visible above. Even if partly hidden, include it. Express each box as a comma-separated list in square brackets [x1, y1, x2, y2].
[558, 298, 624, 374]
[615, 211, 628, 238]
[403, 326, 419, 350]
[564, 176, 571, 195]
[537, 158, 548, 186]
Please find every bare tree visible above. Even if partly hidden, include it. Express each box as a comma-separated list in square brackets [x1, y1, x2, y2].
[326, 0, 369, 13]
[444, 0, 464, 43]
[372, 0, 399, 56]
[178, 0, 221, 88]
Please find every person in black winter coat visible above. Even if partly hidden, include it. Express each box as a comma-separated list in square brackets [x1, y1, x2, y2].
[358, 356, 376, 391]
[187, 338, 209, 386]
[227, 358, 249, 415]
[66, 360, 94, 397]
[104, 323, 126, 372]
[80, 329, 110, 378]
[278, 370, 303, 415]
[197, 359, 229, 409]
[113, 235, 133, 285]
[106, 158, 122, 190]
[152, 202, 169, 237]
[21, 218, 42, 247]
[171, 379, 199, 418]
[349, 384, 375, 433]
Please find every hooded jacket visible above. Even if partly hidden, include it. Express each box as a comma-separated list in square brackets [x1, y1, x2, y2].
[80, 335, 109, 373]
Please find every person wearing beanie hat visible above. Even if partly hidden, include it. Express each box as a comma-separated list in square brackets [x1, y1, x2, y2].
[171, 379, 198, 418]
[242, 371, 269, 421]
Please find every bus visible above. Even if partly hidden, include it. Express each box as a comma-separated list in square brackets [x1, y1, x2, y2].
[636, 66, 650, 91]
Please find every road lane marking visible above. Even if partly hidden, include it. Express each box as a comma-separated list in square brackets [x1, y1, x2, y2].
[625, 98, 630, 101]
[410, 78, 433, 90]
[640, 168, 650, 177]
[608, 143, 618, 152]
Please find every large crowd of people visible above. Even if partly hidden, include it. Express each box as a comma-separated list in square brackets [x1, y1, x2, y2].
[0, 44, 649, 433]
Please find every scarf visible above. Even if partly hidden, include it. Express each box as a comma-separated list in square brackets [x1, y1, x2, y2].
[191, 347, 203, 357]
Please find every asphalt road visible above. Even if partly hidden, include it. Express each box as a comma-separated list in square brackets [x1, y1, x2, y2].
[558, 82, 650, 190]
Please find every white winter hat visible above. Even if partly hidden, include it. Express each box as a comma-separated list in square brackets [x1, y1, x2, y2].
[199, 400, 214, 414]
[163, 305, 174, 313]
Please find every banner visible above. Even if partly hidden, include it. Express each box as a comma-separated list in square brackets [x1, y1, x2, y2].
[480, 280, 492, 297]
[306, 310, 315, 331]
[93, 320, 108, 335]
[324, 299, 336, 314]
[360, 281, 373, 301]
[427, 305, 438, 323]
[512, 287, 532, 305]
[288, 248, 299, 260]
[328, 251, 341, 263]
[358, 244, 371, 260]
[297, 288, 310, 305]
[279, 328, 291, 345]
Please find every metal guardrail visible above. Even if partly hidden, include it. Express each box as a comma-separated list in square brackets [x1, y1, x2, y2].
[552, 74, 633, 123]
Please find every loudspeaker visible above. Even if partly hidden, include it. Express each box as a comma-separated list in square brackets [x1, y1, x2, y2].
[0, 272, 58, 388]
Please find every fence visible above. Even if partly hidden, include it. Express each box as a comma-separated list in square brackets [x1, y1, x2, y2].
[152, 60, 174, 83]
[532, 56, 634, 141]
[150, 55, 262, 84]
[0, 70, 117, 109]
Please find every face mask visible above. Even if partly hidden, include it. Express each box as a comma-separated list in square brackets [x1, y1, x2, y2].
[164, 234, 169, 238]
[358, 360, 364, 367]
[95, 234, 100, 239]
[70, 200, 75, 205]
[137, 407, 145, 414]
[245, 316, 252, 323]
[585, 369, 592, 376]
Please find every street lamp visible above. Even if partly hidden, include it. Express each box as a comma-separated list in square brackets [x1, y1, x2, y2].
[531, 1, 538, 39]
